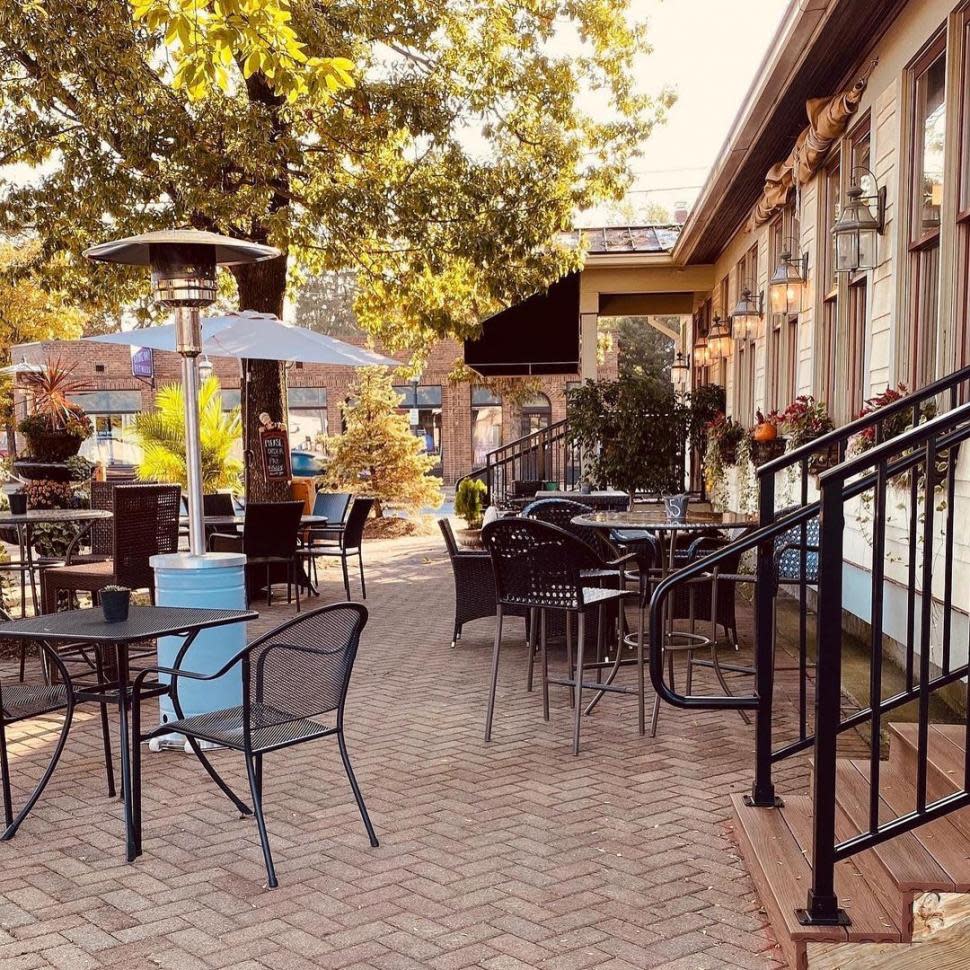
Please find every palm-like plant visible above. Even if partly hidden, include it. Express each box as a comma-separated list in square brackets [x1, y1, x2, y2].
[19, 357, 91, 432]
[133, 377, 243, 493]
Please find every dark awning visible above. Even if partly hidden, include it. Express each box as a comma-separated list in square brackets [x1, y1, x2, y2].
[464, 272, 580, 376]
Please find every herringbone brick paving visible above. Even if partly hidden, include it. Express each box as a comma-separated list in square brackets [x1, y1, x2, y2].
[0, 530, 801, 970]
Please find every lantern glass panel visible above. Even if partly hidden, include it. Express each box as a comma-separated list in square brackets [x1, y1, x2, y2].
[857, 226, 877, 271]
[835, 230, 859, 274]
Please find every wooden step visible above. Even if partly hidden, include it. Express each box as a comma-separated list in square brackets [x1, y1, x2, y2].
[730, 795, 903, 970]
[888, 723, 970, 842]
[834, 760, 955, 894]
[860, 761, 970, 892]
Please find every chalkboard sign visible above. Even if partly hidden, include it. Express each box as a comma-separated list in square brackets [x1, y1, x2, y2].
[259, 427, 291, 482]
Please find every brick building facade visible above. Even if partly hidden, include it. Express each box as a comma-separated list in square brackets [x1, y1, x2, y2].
[10, 334, 618, 485]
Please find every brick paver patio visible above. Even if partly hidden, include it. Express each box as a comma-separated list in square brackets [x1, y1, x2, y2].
[0, 529, 795, 970]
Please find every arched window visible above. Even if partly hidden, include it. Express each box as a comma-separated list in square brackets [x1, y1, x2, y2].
[471, 386, 502, 465]
[519, 392, 551, 437]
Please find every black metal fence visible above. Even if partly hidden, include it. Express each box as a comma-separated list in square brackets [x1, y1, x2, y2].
[648, 363, 970, 926]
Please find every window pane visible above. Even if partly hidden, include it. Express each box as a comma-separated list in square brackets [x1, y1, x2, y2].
[915, 52, 946, 237]
[289, 408, 327, 454]
[471, 405, 502, 465]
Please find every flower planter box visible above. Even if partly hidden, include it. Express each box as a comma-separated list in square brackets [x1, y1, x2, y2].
[809, 441, 841, 475]
[750, 437, 787, 467]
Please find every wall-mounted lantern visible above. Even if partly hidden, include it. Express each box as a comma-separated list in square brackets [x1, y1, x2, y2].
[693, 332, 709, 368]
[730, 283, 764, 341]
[707, 315, 733, 361]
[768, 239, 809, 316]
[671, 350, 690, 390]
[832, 167, 886, 274]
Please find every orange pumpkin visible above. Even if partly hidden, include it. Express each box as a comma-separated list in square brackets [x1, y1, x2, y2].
[753, 422, 777, 442]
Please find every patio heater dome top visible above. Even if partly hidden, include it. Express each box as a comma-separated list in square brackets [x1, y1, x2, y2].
[83, 229, 279, 267]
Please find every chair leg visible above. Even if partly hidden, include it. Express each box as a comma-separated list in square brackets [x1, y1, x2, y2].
[565, 615, 575, 709]
[244, 753, 278, 889]
[484, 607, 504, 742]
[573, 612, 586, 755]
[451, 620, 461, 648]
[341, 554, 351, 601]
[266, 564, 272, 607]
[293, 561, 301, 612]
[526, 607, 537, 692]
[1, 701, 75, 841]
[94, 649, 116, 798]
[337, 730, 379, 847]
[637, 602, 645, 737]
[540, 611, 550, 721]
[357, 551, 366, 600]
[0, 718, 13, 830]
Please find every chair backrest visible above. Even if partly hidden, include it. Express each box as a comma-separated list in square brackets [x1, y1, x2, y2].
[773, 506, 821, 584]
[89, 480, 116, 556]
[482, 517, 599, 611]
[203, 492, 235, 518]
[313, 491, 352, 524]
[242, 501, 305, 558]
[341, 497, 374, 549]
[248, 602, 368, 721]
[112, 484, 182, 590]
[511, 479, 543, 499]
[438, 518, 459, 558]
[521, 498, 601, 553]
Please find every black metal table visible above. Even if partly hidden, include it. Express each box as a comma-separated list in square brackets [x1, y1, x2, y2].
[0, 510, 114, 617]
[0, 605, 256, 860]
[180, 514, 329, 529]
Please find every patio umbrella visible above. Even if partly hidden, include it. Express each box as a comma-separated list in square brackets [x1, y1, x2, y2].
[87, 309, 398, 367]
[86, 310, 399, 497]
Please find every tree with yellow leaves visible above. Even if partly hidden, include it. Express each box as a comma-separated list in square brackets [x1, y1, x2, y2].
[325, 367, 443, 518]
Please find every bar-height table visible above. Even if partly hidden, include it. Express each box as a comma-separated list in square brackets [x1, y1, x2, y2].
[0, 606, 256, 859]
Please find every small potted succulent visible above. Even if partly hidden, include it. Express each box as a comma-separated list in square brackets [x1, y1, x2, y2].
[100, 585, 131, 624]
[7, 488, 27, 515]
[454, 478, 488, 547]
[750, 409, 786, 466]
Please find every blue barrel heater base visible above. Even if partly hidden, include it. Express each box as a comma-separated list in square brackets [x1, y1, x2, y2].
[150, 552, 249, 752]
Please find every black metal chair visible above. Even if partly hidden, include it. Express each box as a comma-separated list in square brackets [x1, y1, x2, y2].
[0, 607, 116, 840]
[211, 501, 305, 609]
[481, 518, 633, 754]
[300, 498, 373, 600]
[300, 492, 353, 589]
[203, 492, 239, 541]
[131, 603, 379, 888]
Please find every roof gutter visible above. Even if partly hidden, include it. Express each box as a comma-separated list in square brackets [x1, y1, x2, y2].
[671, 0, 835, 266]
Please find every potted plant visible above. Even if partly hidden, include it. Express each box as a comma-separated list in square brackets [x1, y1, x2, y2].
[779, 396, 837, 472]
[706, 412, 747, 466]
[455, 478, 488, 547]
[16, 359, 93, 464]
[100, 585, 131, 623]
[7, 488, 27, 515]
[750, 409, 786, 466]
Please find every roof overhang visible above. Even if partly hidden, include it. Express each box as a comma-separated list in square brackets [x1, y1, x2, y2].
[673, 0, 907, 265]
[464, 272, 581, 377]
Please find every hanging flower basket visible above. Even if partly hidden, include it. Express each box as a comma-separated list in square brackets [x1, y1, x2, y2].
[750, 437, 787, 467]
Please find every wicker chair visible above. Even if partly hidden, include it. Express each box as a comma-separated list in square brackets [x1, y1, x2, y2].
[210, 501, 305, 609]
[481, 518, 633, 754]
[131, 603, 379, 888]
[42, 484, 181, 612]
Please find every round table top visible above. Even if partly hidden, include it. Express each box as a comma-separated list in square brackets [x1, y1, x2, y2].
[571, 509, 758, 532]
[183, 513, 329, 527]
[0, 508, 113, 525]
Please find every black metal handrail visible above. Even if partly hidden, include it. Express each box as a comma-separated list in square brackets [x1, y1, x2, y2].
[648, 382, 970, 927]
[803, 397, 970, 925]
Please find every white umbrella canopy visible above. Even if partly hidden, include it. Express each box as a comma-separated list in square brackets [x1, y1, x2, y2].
[87, 309, 399, 367]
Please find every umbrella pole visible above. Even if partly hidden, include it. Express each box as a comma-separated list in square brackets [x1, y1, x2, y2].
[177, 309, 206, 557]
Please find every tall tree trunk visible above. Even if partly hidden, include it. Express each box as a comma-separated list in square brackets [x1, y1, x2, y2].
[233, 254, 290, 501]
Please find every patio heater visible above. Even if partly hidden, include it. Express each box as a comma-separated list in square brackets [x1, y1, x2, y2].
[85, 230, 278, 555]
[85, 231, 278, 747]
